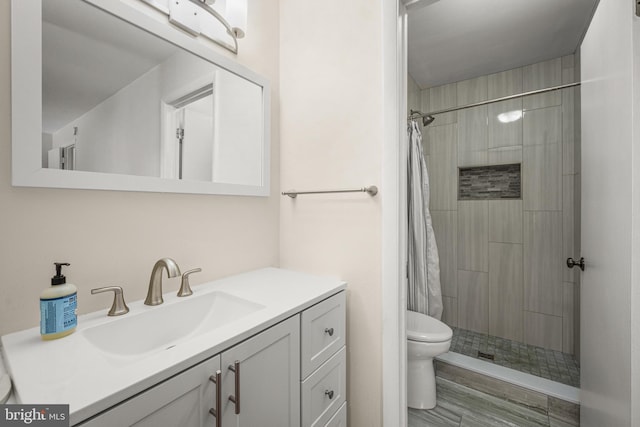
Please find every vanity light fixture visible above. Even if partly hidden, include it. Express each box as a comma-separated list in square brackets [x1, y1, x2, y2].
[145, 0, 247, 54]
[225, 0, 247, 38]
[194, 0, 247, 39]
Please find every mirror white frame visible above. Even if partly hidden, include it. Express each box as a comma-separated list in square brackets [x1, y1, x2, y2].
[11, 0, 270, 196]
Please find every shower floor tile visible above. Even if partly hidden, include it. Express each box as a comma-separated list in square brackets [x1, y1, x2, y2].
[449, 328, 580, 387]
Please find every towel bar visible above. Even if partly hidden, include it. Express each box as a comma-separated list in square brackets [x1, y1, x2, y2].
[282, 186, 378, 198]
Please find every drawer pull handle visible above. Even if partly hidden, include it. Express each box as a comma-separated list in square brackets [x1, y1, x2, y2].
[324, 327, 334, 337]
[325, 389, 334, 399]
[228, 360, 241, 414]
[208, 370, 222, 427]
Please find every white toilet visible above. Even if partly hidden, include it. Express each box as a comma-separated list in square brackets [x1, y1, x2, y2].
[407, 310, 453, 409]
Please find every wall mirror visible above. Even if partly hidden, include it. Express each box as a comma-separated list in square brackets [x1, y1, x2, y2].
[12, 0, 270, 196]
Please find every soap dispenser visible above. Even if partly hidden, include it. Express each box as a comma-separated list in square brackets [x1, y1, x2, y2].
[40, 262, 77, 340]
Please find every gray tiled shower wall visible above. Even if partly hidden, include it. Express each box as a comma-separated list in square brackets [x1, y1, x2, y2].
[408, 54, 581, 357]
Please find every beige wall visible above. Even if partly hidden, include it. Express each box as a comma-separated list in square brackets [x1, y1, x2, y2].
[424, 56, 581, 355]
[279, 1, 383, 426]
[0, 0, 280, 336]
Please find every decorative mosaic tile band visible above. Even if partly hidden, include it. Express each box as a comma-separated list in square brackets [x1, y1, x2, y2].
[458, 163, 521, 200]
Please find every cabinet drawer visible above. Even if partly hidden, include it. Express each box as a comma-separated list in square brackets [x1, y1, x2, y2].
[325, 402, 347, 427]
[301, 346, 346, 427]
[301, 291, 346, 378]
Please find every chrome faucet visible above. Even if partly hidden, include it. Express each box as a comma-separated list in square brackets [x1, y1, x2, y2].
[144, 258, 181, 306]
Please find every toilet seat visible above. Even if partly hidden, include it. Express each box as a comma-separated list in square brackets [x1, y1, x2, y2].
[407, 310, 452, 343]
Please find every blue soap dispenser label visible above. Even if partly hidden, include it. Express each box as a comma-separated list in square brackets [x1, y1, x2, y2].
[40, 293, 77, 335]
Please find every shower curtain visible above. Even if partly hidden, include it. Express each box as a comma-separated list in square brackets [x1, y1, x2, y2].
[407, 120, 443, 319]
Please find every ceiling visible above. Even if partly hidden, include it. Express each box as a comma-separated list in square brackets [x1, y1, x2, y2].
[407, 0, 599, 89]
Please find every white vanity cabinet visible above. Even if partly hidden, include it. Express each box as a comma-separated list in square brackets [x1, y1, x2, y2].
[300, 292, 347, 427]
[79, 316, 300, 427]
[2, 269, 348, 427]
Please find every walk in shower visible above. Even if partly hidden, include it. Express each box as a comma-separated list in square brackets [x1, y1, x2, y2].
[407, 55, 582, 388]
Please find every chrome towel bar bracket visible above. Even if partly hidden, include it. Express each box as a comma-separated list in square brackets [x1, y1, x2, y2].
[282, 186, 378, 199]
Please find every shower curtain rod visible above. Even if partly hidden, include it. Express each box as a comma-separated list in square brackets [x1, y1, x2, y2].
[409, 81, 581, 121]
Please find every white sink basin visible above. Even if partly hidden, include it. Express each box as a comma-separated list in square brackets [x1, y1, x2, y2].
[82, 291, 264, 359]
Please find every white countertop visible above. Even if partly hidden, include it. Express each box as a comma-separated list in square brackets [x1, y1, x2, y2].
[1, 268, 346, 425]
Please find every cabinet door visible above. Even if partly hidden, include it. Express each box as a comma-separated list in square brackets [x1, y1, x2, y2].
[78, 356, 220, 427]
[221, 315, 300, 427]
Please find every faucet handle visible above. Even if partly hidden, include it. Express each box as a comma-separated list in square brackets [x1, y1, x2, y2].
[177, 268, 202, 297]
[91, 286, 130, 316]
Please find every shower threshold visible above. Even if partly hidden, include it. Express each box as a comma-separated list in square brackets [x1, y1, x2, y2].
[436, 352, 579, 404]
[448, 327, 580, 388]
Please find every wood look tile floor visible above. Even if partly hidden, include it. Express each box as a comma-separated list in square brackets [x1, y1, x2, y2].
[408, 378, 578, 427]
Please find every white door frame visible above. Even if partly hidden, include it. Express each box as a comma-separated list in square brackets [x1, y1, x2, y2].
[382, 0, 408, 426]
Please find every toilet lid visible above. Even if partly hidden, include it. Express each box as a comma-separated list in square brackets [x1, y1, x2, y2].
[406, 311, 453, 343]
